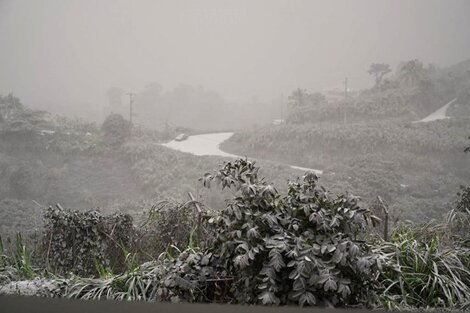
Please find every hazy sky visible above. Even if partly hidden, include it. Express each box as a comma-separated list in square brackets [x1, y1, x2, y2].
[1, 0, 469, 116]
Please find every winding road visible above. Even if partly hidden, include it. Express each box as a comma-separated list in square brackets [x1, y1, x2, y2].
[160, 98, 457, 176]
[161, 132, 323, 175]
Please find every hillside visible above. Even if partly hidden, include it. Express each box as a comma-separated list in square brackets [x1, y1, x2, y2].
[221, 59, 470, 221]
[0, 94, 298, 237]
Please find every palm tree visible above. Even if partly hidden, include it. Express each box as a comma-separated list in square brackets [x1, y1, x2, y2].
[397, 59, 426, 87]
[309, 92, 327, 105]
[288, 88, 310, 108]
[0, 93, 23, 122]
[368, 63, 392, 87]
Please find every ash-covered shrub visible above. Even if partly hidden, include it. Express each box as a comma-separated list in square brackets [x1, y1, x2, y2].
[137, 200, 205, 258]
[200, 158, 383, 307]
[40, 159, 470, 310]
[101, 113, 131, 147]
[66, 249, 224, 303]
[63, 159, 384, 307]
[42, 205, 135, 276]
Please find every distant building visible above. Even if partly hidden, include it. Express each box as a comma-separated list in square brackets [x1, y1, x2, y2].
[272, 119, 285, 125]
[323, 88, 346, 104]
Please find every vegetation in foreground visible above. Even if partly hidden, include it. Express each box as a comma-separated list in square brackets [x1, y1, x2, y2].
[0, 159, 469, 310]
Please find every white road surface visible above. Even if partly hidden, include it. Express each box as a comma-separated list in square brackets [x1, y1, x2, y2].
[161, 132, 323, 175]
[161, 98, 458, 177]
[414, 98, 457, 123]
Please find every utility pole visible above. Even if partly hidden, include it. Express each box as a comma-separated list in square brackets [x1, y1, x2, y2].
[126, 92, 136, 124]
[280, 93, 284, 120]
[343, 78, 348, 124]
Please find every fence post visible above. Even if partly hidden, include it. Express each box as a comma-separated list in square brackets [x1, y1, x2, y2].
[377, 196, 389, 241]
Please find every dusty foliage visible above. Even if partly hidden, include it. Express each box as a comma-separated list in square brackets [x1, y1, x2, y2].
[101, 113, 132, 147]
[62, 159, 385, 307]
[138, 199, 205, 258]
[375, 212, 470, 310]
[201, 159, 383, 307]
[0, 233, 35, 282]
[42, 205, 135, 276]
[3, 159, 470, 310]
[66, 249, 223, 302]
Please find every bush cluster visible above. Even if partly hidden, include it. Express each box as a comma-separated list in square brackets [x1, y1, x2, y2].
[200, 159, 384, 307]
[1, 159, 469, 310]
[42, 205, 135, 276]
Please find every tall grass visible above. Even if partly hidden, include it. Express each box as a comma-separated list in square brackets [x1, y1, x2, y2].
[0, 235, 7, 268]
[13, 233, 35, 279]
[65, 222, 205, 302]
[377, 211, 470, 309]
[0, 233, 36, 281]
[66, 261, 159, 301]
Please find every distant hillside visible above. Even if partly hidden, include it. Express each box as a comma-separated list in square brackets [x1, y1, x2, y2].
[221, 59, 470, 221]
[0, 94, 298, 237]
[444, 58, 470, 77]
[285, 59, 470, 125]
[444, 59, 470, 116]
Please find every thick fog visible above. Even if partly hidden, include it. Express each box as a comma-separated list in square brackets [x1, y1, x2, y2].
[1, 0, 470, 122]
[2, 1, 470, 304]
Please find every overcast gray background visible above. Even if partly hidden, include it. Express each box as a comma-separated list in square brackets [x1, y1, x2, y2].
[1, 0, 469, 120]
